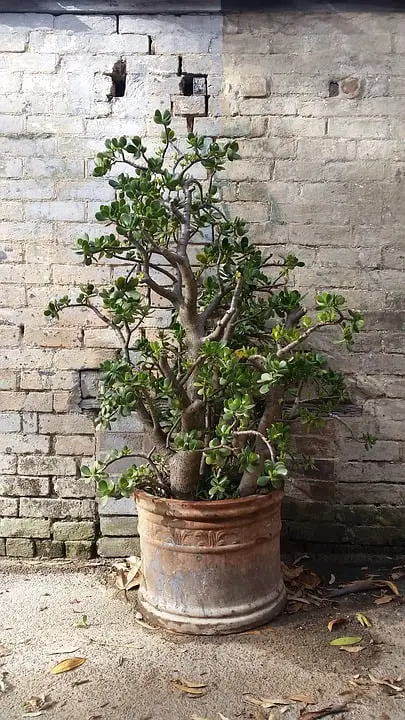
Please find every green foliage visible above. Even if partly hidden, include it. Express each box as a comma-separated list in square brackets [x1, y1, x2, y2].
[46, 110, 372, 502]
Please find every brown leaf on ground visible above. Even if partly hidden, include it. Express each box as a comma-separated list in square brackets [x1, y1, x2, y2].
[23, 694, 53, 714]
[290, 694, 315, 704]
[0, 644, 11, 657]
[50, 657, 86, 675]
[114, 569, 126, 591]
[299, 571, 322, 589]
[243, 694, 292, 709]
[281, 562, 305, 581]
[328, 618, 346, 632]
[329, 578, 400, 598]
[299, 704, 347, 719]
[368, 673, 404, 692]
[172, 681, 206, 696]
[340, 646, 365, 653]
[374, 596, 394, 605]
[178, 679, 208, 689]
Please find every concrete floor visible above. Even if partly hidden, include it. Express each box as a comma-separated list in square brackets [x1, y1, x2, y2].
[0, 560, 404, 720]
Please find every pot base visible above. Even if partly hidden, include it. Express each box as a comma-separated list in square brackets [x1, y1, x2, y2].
[138, 581, 286, 635]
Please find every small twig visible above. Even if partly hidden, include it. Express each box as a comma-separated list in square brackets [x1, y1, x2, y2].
[233, 429, 275, 462]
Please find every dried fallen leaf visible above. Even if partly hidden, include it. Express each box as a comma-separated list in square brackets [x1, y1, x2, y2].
[135, 618, 156, 631]
[76, 615, 89, 629]
[172, 681, 205, 696]
[382, 580, 400, 596]
[329, 574, 336, 585]
[356, 612, 371, 628]
[375, 595, 394, 605]
[290, 695, 315, 704]
[340, 645, 365, 653]
[218, 714, 231, 720]
[299, 570, 322, 589]
[243, 694, 291, 709]
[299, 704, 347, 720]
[23, 694, 52, 714]
[191, 715, 210, 720]
[0, 644, 11, 657]
[368, 673, 404, 692]
[114, 569, 126, 591]
[328, 578, 400, 598]
[327, 617, 346, 632]
[50, 657, 86, 675]
[178, 679, 208, 689]
[330, 636, 362, 646]
[0, 670, 8, 693]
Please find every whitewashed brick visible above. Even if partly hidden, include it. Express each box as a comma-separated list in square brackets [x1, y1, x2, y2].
[0, 14, 53, 30]
[54, 435, 95, 456]
[0, 158, 22, 178]
[54, 15, 116, 34]
[0, 496, 18, 516]
[0, 412, 20, 432]
[0, 476, 49, 496]
[18, 455, 76, 476]
[0, 372, 17, 391]
[25, 202, 86, 222]
[20, 497, 96, 519]
[0, 53, 58, 73]
[54, 476, 95, 498]
[24, 157, 84, 179]
[38, 413, 94, 435]
[20, 370, 78, 391]
[0, 517, 51, 538]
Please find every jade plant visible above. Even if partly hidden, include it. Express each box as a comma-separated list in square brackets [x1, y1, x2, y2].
[46, 109, 373, 502]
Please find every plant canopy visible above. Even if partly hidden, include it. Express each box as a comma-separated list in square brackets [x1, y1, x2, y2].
[46, 109, 373, 502]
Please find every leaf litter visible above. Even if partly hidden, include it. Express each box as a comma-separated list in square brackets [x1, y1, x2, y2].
[50, 657, 86, 675]
[299, 704, 348, 720]
[22, 693, 54, 716]
[172, 678, 208, 697]
[113, 556, 142, 598]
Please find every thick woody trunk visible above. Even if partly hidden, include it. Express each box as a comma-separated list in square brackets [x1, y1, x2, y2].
[169, 450, 201, 500]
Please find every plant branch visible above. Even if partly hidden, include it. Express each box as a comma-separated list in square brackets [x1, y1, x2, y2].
[204, 276, 244, 342]
[276, 321, 340, 358]
[233, 430, 275, 462]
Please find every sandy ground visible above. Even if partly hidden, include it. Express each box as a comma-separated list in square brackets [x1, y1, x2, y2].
[0, 559, 404, 720]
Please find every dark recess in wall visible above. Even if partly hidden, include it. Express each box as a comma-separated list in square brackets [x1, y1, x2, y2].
[2, 0, 405, 13]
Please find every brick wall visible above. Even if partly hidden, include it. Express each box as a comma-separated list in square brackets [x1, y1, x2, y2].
[0, 9, 404, 557]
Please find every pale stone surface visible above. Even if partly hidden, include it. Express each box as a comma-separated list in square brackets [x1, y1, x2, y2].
[5, 537, 34, 557]
[100, 516, 139, 537]
[65, 540, 94, 559]
[0, 518, 51, 538]
[52, 521, 96, 542]
[97, 536, 141, 558]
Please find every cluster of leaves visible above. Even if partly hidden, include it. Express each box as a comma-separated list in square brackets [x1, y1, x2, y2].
[45, 110, 374, 502]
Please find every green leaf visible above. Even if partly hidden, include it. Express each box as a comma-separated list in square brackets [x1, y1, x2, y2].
[329, 636, 362, 646]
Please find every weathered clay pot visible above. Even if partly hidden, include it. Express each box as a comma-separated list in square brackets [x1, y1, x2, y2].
[135, 490, 286, 634]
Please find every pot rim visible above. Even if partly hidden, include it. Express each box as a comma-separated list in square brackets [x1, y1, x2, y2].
[135, 489, 283, 506]
[135, 489, 284, 519]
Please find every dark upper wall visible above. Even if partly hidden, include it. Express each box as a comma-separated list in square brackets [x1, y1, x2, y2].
[1, 0, 404, 12]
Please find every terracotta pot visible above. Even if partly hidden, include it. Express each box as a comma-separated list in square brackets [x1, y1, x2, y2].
[135, 490, 286, 635]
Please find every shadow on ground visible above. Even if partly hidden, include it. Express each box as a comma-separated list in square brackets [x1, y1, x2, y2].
[0, 559, 404, 720]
